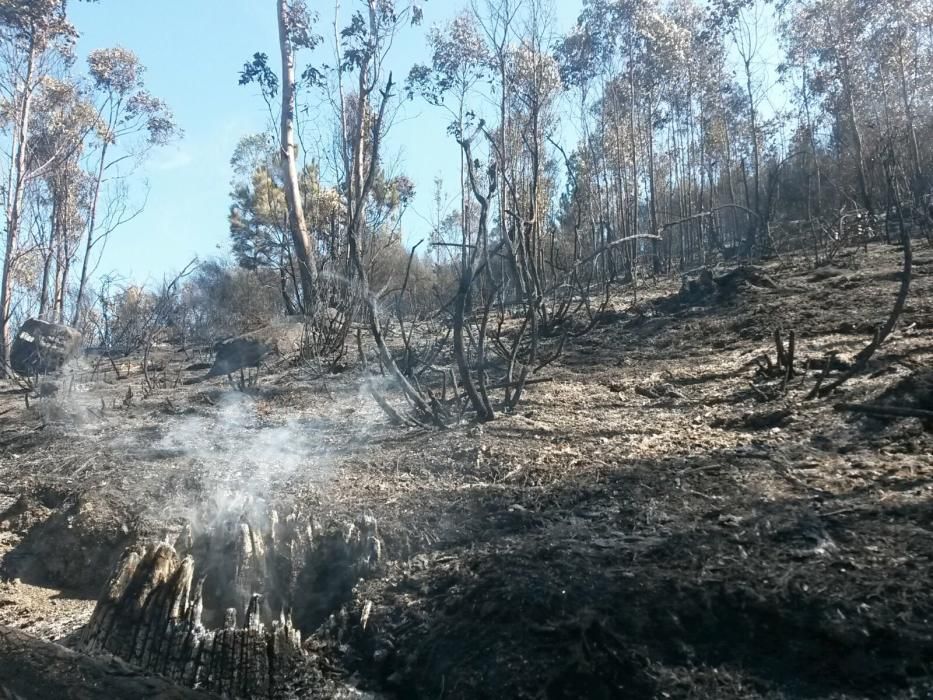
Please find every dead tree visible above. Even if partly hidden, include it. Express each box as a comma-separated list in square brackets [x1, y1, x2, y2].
[452, 133, 498, 422]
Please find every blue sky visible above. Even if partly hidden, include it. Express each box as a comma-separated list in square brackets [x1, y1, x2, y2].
[69, 1, 582, 285]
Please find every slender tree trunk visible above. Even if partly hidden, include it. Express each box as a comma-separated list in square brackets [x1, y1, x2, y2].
[722, 113, 739, 248]
[38, 196, 59, 319]
[71, 140, 109, 327]
[743, 57, 761, 250]
[278, 0, 316, 312]
[279, 265, 297, 316]
[896, 45, 923, 201]
[0, 38, 37, 370]
[646, 100, 661, 274]
[628, 53, 639, 287]
[801, 65, 822, 216]
[54, 220, 71, 325]
[839, 55, 873, 215]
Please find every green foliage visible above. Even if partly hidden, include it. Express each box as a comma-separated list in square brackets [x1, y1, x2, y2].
[238, 52, 278, 100]
[406, 12, 489, 108]
[227, 134, 341, 283]
[86, 47, 179, 145]
[281, 0, 321, 51]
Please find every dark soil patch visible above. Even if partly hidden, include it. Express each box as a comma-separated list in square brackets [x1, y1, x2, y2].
[1, 491, 137, 597]
[876, 370, 933, 413]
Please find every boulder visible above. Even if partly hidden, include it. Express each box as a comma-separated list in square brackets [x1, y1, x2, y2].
[207, 320, 305, 378]
[10, 319, 82, 377]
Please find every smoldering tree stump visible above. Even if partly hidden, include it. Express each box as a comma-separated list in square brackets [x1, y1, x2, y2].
[0, 623, 211, 699]
[78, 511, 384, 699]
[80, 543, 306, 698]
[177, 507, 384, 634]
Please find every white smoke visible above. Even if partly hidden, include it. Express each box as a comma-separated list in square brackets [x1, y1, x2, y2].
[150, 391, 337, 497]
[28, 342, 404, 532]
[138, 372, 397, 525]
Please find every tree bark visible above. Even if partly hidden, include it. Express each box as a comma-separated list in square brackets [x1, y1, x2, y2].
[38, 196, 58, 319]
[896, 45, 924, 201]
[628, 46, 639, 288]
[840, 55, 873, 215]
[277, 0, 316, 312]
[55, 241, 71, 324]
[744, 58, 761, 220]
[646, 97, 661, 274]
[79, 543, 312, 699]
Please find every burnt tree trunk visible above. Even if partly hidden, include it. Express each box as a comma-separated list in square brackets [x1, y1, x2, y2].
[0, 624, 211, 699]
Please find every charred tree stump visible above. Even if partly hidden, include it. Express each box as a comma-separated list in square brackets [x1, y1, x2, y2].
[79, 543, 311, 699]
[776, 329, 796, 391]
[0, 623, 211, 699]
[77, 511, 384, 699]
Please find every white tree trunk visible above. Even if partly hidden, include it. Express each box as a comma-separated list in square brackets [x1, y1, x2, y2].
[277, 0, 316, 312]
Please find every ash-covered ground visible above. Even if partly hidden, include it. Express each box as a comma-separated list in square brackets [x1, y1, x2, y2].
[2, 242, 933, 698]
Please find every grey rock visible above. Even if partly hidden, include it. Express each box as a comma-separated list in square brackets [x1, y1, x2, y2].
[10, 319, 82, 377]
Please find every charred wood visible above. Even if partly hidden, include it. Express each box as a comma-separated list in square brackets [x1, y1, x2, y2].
[0, 623, 210, 699]
[79, 543, 310, 699]
[75, 511, 384, 698]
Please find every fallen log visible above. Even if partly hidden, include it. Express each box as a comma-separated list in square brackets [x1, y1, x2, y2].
[0, 624, 211, 699]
